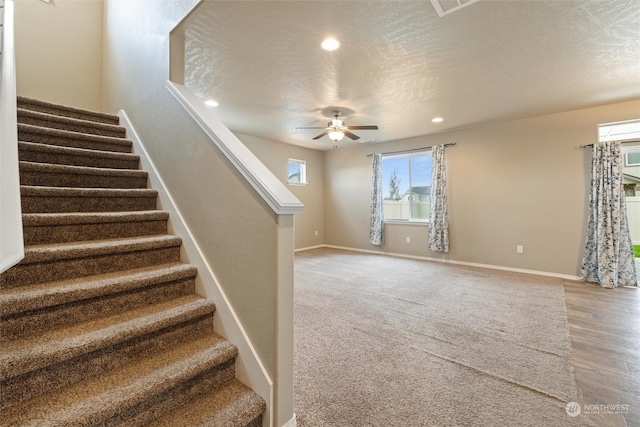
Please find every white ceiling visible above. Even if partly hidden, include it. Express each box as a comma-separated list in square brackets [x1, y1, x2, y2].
[179, 0, 640, 150]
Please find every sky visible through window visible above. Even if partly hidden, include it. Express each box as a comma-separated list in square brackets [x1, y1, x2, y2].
[382, 153, 432, 199]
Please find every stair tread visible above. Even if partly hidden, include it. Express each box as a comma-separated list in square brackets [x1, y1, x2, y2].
[20, 184, 157, 197]
[0, 295, 215, 379]
[1, 333, 235, 426]
[19, 160, 147, 178]
[17, 96, 120, 124]
[22, 210, 169, 226]
[18, 140, 139, 161]
[19, 234, 181, 265]
[147, 379, 266, 427]
[18, 108, 126, 134]
[0, 262, 197, 316]
[18, 123, 132, 149]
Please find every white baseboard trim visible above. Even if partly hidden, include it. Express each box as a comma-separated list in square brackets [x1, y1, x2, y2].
[303, 244, 582, 281]
[118, 110, 274, 426]
[282, 414, 297, 427]
[294, 244, 325, 253]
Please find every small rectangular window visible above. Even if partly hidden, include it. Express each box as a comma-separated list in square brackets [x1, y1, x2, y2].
[625, 151, 640, 167]
[288, 159, 306, 185]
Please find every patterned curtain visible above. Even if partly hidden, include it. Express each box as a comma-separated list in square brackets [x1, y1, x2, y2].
[369, 153, 384, 246]
[429, 145, 449, 252]
[580, 141, 637, 288]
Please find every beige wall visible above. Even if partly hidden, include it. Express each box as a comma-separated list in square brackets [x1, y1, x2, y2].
[324, 99, 640, 277]
[237, 132, 324, 250]
[14, 0, 104, 111]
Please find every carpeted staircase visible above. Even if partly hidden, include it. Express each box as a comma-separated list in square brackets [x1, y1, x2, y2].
[0, 97, 266, 426]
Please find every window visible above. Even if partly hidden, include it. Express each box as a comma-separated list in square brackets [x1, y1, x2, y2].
[287, 159, 306, 185]
[625, 151, 640, 167]
[382, 151, 432, 222]
[598, 119, 640, 143]
[599, 120, 640, 221]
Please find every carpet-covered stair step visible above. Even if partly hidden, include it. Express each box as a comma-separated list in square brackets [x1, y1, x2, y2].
[18, 108, 127, 138]
[23, 211, 169, 244]
[0, 298, 222, 414]
[18, 123, 132, 153]
[0, 262, 198, 341]
[0, 334, 245, 427]
[0, 334, 243, 426]
[18, 140, 140, 170]
[20, 185, 158, 213]
[147, 379, 266, 427]
[0, 235, 182, 288]
[17, 96, 121, 126]
[19, 161, 148, 189]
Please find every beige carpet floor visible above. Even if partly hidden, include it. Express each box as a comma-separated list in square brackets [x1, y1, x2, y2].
[293, 248, 596, 426]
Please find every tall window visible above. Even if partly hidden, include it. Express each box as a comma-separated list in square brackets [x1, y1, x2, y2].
[288, 159, 306, 185]
[382, 152, 432, 221]
[598, 119, 640, 258]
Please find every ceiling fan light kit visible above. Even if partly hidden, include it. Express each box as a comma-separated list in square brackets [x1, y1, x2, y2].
[297, 111, 379, 148]
[328, 130, 345, 142]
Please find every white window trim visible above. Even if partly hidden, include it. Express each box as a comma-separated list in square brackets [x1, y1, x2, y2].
[287, 158, 307, 186]
[381, 150, 432, 224]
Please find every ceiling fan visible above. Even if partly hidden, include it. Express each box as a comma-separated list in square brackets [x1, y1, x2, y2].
[297, 111, 378, 146]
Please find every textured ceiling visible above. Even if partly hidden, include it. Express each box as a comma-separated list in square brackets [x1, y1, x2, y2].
[179, 0, 640, 150]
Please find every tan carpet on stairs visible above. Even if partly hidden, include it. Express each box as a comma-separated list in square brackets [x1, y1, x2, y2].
[0, 96, 265, 426]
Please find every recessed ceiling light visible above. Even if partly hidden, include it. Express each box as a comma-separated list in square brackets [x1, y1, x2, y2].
[432, 117, 443, 123]
[321, 38, 341, 51]
[205, 99, 219, 107]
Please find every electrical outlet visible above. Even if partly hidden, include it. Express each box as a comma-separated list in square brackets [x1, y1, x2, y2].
[517, 245, 524, 254]
[315, 230, 318, 236]
[406, 236, 411, 243]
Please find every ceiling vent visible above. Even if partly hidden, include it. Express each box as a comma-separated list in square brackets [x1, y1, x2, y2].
[430, 0, 482, 17]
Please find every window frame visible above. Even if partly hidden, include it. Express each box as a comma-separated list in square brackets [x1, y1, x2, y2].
[287, 158, 307, 185]
[381, 150, 432, 225]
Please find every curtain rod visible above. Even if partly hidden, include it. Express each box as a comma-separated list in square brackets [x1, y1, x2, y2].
[366, 143, 457, 157]
[580, 139, 640, 148]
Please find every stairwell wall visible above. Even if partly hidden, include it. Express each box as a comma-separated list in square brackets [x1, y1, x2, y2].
[102, 1, 294, 426]
[14, 0, 103, 112]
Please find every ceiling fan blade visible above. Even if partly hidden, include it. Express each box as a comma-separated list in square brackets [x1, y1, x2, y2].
[344, 130, 360, 140]
[347, 125, 378, 130]
[297, 126, 329, 130]
[312, 130, 330, 140]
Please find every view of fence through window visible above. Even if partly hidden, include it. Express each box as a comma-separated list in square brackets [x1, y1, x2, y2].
[382, 151, 432, 221]
[599, 120, 640, 254]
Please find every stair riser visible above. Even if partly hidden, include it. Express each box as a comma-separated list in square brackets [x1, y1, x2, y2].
[18, 127, 132, 153]
[1, 278, 196, 341]
[0, 315, 215, 411]
[0, 246, 181, 288]
[20, 170, 148, 189]
[103, 359, 236, 427]
[24, 219, 168, 245]
[17, 99, 120, 125]
[18, 146, 140, 170]
[18, 115, 126, 139]
[21, 195, 157, 214]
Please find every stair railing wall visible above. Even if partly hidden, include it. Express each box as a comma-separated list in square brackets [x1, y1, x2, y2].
[0, 0, 24, 273]
[165, 81, 303, 427]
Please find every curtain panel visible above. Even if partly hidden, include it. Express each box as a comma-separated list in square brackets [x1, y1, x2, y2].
[580, 141, 637, 288]
[370, 153, 384, 246]
[429, 144, 449, 252]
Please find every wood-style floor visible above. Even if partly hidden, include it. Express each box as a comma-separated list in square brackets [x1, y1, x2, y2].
[564, 280, 640, 427]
